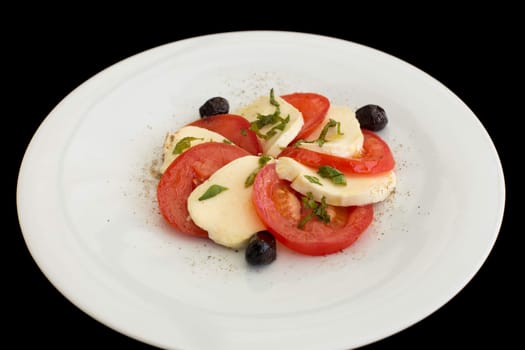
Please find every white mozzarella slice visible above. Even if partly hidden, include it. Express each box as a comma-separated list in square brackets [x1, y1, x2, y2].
[187, 155, 272, 249]
[276, 157, 396, 206]
[299, 105, 364, 158]
[160, 125, 232, 173]
[236, 94, 304, 157]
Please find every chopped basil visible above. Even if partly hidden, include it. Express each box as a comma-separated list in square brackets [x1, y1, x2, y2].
[298, 192, 330, 229]
[245, 155, 273, 187]
[317, 165, 347, 185]
[173, 136, 204, 154]
[198, 184, 228, 201]
[292, 139, 304, 148]
[264, 115, 290, 140]
[304, 175, 322, 186]
[249, 89, 290, 140]
[244, 173, 257, 188]
[298, 214, 314, 229]
[293, 118, 343, 148]
[317, 119, 343, 146]
[222, 139, 233, 144]
[258, 154, 272, 166]
[240, 128, 247, 136]
[269, 87, 280, 107]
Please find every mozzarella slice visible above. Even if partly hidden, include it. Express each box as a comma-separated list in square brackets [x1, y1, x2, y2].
[276, 157, 396, 206]
[187, 155, 272, 249]
[299, 105, 364, 158]
[160, 125, 232, 173]
[236, 94, 304, 157]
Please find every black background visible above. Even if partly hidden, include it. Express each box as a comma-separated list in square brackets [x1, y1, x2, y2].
[8, 8, 519, 349]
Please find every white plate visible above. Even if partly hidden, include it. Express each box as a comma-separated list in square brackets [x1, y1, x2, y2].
[17, 31, 505, 349]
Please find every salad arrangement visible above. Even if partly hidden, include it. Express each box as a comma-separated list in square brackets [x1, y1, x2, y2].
[157, 90, 395, 265]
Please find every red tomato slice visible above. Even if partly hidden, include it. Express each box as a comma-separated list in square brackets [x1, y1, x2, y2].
[157, 142, 250, 237]
[281, 92, 330, 141]
[252, 164, 373, 256]
[278, 129, 395, 174]
[189, 114, 262, 155]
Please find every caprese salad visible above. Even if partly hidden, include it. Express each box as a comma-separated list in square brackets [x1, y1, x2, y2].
[157, 90, 395, 266]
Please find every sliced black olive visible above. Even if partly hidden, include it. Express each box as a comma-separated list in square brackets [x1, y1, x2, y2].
[199, 97, 229, 118]
[355, 104, 388, 131]
[245, 231, 276, 266]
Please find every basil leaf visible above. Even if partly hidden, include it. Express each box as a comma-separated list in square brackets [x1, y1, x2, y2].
[244, 173, 257, 188]
[248, 89, 290, 140]
[198, 184, 228, 201]
[269, 88, 279, 107]
[301, 192, 317, 209]
[173, 136, 204, 155]
[263, 115, 290, 140]
[317, 165, 347, 185]
[293, 139, 306, 148]
[304, 175, 323, 186]
[258, 155, 272, 166]
[298, 212, 314, 229]
[293, 119, 343, 148]
[245, 155, 273, 187]
[313, 196, 331, 224]
[298, 192, 330, 229]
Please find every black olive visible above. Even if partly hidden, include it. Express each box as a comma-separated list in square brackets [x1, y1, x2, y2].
[355, 104, 388, 131]
[245, 231, 276, 266]
[199, 97, 229, 118]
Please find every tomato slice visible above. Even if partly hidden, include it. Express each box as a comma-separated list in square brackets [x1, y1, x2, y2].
[157, 142, 250, 237]
[281, 92, 330, 141]
[189, 114, 262, 155]
[278, 129, 395, 174]
[252, 164, 373, 256]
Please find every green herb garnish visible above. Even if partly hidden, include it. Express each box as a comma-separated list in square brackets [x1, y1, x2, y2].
[304, 175, 323, 186]
[249, 89, 290, 140]
[269, 88, 280, 107]
[258, 154, 272, 166]
[260, 115, 290, 140]
[222, 139, 233, 145]
[245, 155, 273, 187]
[317, 119, 343, 146]
[317, 165, 347, 185]
[173, 136, 204, 154]
[293, 118, 343, 147]
[298, 192, 331, 229]
[198, 184, 228, 201]
[240, 128, 247, 136]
